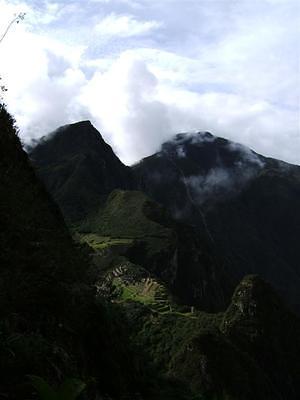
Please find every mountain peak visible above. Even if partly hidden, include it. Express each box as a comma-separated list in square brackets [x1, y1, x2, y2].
[160, 131, 263, 167]
[29, 121, 135, 222]
[226, 274, 283, 316]
[70, 119, 92, 126]
[174, 131, 215, 143]
[51, 119, 103, 145]
[135, 131, 266, 214]
[30, 120, 110, 166]
[58, 120, 96, 134]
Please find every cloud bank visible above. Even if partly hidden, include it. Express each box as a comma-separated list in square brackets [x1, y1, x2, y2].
[0, 0, 299, 165]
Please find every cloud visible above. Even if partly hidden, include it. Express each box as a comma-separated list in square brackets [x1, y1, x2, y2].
[184, 169, 234, 205]
[227, 142, 265, 168]
[79, 53, 173, 162]
[94, 13, 161, 37]
[152, 130, 267, 207]
[0, 10, 88, 136]
[181, 140, 266, 206]
[0, 0, 299, 166]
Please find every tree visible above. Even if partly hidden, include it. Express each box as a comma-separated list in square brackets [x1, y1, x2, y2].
[0, 12, 26, 44]
[0, 13, 26, 100]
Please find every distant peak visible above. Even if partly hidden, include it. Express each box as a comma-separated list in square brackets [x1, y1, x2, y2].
[51, 119, 102, 141]
[174, 131, 215, 143]
[55, 120, 95, 134]
[161, 131, 216, 155]
[29, 119, 110, 162]
[69, 120, 93, 127]
[220, 274, 285, 335]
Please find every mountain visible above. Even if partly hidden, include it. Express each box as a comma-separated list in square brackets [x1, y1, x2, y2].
[29, 124, 300, 312]
[134, 132, 300, 313]
[29, 121, 135, 224]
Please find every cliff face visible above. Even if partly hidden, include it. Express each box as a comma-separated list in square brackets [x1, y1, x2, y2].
[30, 121, 135, 223]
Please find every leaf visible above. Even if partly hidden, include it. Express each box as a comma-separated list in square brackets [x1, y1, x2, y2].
[28, 376, 58, 400]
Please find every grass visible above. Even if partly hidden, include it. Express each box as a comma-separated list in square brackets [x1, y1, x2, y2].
[78, 233, 134, 250]
[112, 274, 172, 308]
[120, 285, 154, 304]
[81, 190, 172, 241]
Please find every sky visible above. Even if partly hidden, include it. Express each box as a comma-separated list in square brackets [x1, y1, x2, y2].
[0, 0, 299, 165]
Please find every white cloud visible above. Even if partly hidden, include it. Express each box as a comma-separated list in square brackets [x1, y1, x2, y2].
[79, 53, 172, 162]
[94, 13, 161, 37]
[0, 0, 87, 135]
[0, 0, 299, 166]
